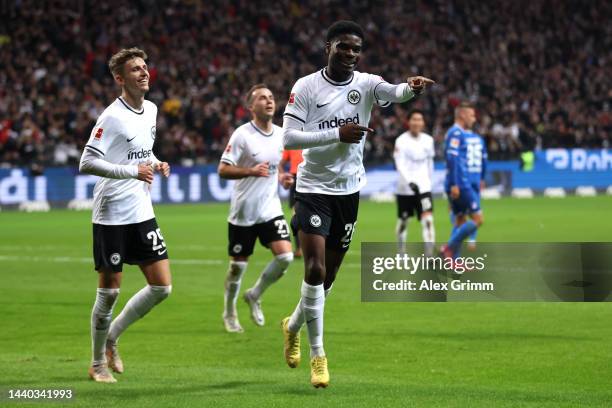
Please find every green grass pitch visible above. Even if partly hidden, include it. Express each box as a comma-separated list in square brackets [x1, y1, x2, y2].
[1, 196, 611, 407]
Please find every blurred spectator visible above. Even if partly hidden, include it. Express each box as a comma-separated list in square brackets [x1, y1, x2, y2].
[0, 0, 610, 167]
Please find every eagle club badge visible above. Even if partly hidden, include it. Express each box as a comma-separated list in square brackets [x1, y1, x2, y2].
[347, 90, 361, 105]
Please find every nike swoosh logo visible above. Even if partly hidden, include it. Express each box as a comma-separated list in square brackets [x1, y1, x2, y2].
[316, 102, 331, 108]
[127, 136, 137, 143]
[157, 249, 167, 255]
[306, 318, 318, 324]
[252, 152, 260, 157]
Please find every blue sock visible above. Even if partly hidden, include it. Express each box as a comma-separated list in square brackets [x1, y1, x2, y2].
[450, 212, 458, 235]
[469, 229, 478, 242]
[448, 221, 477, 253]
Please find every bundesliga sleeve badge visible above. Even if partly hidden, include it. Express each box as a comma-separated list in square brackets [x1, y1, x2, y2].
[94, 128, 104, 140]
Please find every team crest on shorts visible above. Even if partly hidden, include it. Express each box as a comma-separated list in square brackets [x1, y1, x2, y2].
[347, 90, 361, 105]
[151, 126, 156, 140]
[110, 253, 121, 265]
[232, 244, 243, 254]
[309, 215, 322, 228]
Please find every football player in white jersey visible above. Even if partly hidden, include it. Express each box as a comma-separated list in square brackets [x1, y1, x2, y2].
[218, 84, 294, 333]
[394, 110, 436, 256]
[79, 48, 172, 383]
[280, 21, 434, 388]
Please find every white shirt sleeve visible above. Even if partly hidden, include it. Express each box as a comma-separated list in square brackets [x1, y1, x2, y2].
[282, 117, 340, 149]
[372, 78, 416, 104]
[80, 112, 139, 179]
[220, 130, 244, 166]
[283, 78, 309, 125]
[83, 113, 116, 157]
[282, 76, 340, 149]
[79, 147, 139, 179]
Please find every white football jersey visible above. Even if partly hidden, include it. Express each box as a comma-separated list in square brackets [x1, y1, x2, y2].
[394, 131, 435, 195]
[221, 121, 284, 226]
[284, 69, 390, 195]
[85, 97, 158, 225]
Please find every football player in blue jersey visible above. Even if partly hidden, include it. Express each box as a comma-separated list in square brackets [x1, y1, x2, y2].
[441, 102, 484, 260]
[449, 128, 487, 250]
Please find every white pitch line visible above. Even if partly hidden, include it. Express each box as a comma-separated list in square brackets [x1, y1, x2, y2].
[0, 244, 228, 251]
[0, 254, 360, 269]
[0, 255, 222, 265]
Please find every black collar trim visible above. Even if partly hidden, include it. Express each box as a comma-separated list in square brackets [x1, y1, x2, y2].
[321, 68, 354, 86]
[118, 97, 144, 115]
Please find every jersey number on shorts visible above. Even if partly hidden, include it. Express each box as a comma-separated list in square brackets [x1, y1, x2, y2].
[341, 222, 357, 248]
[274, 219, 290, 238]
[147, 228, 167, 254]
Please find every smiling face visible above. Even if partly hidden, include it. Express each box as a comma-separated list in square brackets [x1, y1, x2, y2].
[248, 87, 275, 121]
[326, 33, 362, 78]
[114, 57, 149, 95]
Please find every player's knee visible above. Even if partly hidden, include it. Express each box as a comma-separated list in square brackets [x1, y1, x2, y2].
[396, 219, 407, 233]
[473, 214, 484, 227]
[306, 258, 326, 280]
[150, 285, 172, 304]
[227, 261, 248, 282]
[276, 252, 294, 270]
[103, 289, 120, 305]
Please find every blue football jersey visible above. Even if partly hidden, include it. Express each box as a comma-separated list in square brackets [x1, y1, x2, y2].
[466, 132, 487, 187]
[444, 125, 485, 190]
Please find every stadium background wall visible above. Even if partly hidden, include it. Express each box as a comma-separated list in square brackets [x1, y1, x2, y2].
[0, 149, 610, 206]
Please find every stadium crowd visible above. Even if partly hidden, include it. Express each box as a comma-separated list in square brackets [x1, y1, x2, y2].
[0, 0, 610, 168]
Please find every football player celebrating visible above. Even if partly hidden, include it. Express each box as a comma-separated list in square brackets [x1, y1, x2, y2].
[280, 21, 434, 388]
[79, 48, 172, 383]
[218, 84, 294, 333]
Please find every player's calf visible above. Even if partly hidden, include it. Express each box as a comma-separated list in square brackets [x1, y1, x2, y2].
[90, 287, 120, 369]
[245, 252, 294, 326]
[107, 285, 172, 344]
[420, 212, 435, 257]
[223, 260, 247, 319]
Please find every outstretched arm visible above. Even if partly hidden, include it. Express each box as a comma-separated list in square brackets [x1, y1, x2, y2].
[374, 76, 435, 103]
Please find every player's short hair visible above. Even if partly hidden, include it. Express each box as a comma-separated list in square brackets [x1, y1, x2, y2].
[326, 20, 364, 43]
[454, 101, 475, 117]
[408, 109, 425, 120]
[108, 47, 147, 76]
[245, 83, 269, 106]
